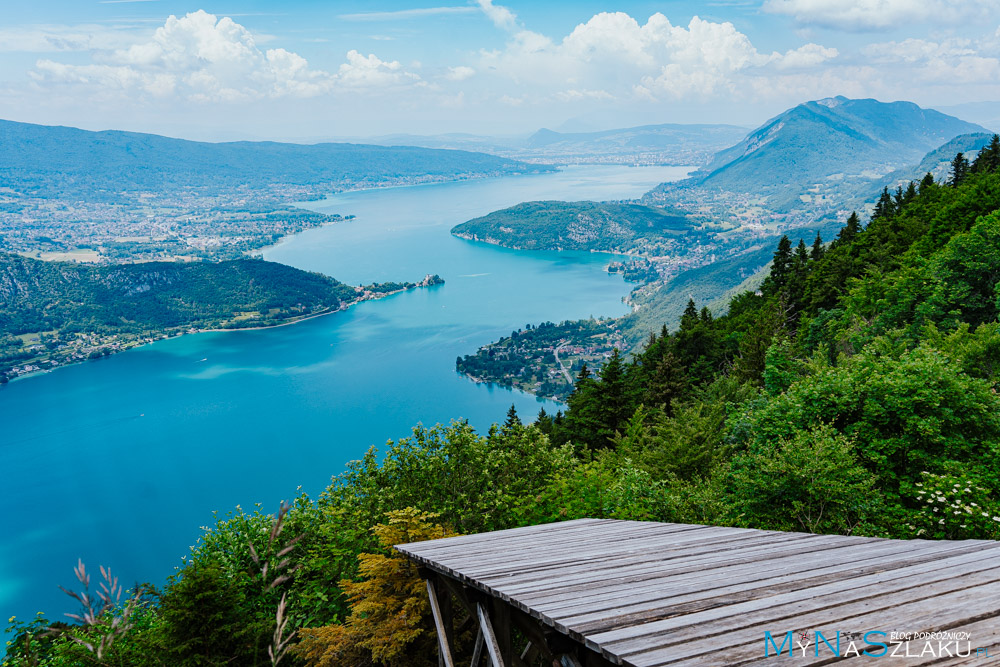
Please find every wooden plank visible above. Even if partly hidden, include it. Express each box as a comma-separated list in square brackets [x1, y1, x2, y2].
[584, 549, 1000, 657]
[623, 571, 1000, 666]
[520, 537, 923, 611]
[461, 530, 819, 585]
[496, 539, 928, 602]
[413, 525, 733, 574]
[556, 543, 1000, 633]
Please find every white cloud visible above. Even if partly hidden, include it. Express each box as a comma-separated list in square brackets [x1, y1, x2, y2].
[336, 50, 422, 88]
[862, 37, 1000, 84]
[479, 12, 838, 101]
[476, 0, 519, 32]
[764, 0, 994, 31]
[28, 10, 422, 101]
[445, 65, 476, 81]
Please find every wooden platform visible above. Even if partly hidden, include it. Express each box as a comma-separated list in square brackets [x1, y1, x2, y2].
[396, 518, 1000, 666]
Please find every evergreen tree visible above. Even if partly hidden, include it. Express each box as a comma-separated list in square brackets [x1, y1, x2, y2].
[535, 407, 553, 436]
[950, 152, 970, 186]
[785, 239, 810, 315]
[836, 212, 861, 246]
[920, 172, 936, 193]
[504, 404, 521, 429]
[972, 134, 1000, 173]
[767, 235, 793, 293]
[903, 180, 918, 203]
[810, 232, 824, 261]
[645, 351, 687, 413]
[873, 187, 894, 220]
[794, 239, 809, 265]
[680, 299, 699, 330]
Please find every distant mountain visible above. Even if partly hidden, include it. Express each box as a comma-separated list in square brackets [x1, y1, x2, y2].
[933, 101, 1000, 133]
[886, 132, 996, 186]
[364, 123, 748, 166]
[523, 123, 748, 154]
[0, 120, 548, 201]
[689, 96, 987, 196]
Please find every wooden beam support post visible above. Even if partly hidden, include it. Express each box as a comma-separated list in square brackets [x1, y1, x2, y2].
[426, 578, 456, 667]
[492, 597, 513, 665]
[477, 602, 506, 667]
[470, 628, 484, 667]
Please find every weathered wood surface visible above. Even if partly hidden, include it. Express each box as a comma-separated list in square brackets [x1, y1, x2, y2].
[396, 519, 1000, 666]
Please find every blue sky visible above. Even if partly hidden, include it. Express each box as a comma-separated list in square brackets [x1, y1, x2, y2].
[1, 1, 998, 140]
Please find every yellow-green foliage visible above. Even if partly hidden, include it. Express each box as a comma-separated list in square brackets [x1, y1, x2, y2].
[294, 509, 458, 667]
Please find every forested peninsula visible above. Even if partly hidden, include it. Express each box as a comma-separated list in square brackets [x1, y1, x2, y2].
[0, 253, 442, 382]
[6, 139, 1000, 666]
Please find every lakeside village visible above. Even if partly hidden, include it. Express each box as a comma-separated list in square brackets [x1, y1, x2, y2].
[457, 318, 627, 400]
[0, 275, 443, 384]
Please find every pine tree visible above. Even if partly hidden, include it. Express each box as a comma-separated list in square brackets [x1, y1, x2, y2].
[810, 232, 825, 261]
[950, 152, 970, 186]
[836, 212, 860, 246]
[680, 298, 699, 330]
[919, 172, 935, 193]
[903, 180, 917, 203]
[768, 235, 793, 293]
[873, 187, 894, 220]
[504, 404, 521, 429]
[646, 351, 687, 413]
[795, 239, 809, 265]
[972, 135, 1000, 173]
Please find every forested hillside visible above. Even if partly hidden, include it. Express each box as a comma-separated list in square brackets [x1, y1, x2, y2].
[0, 254, 439, 382]
[452, 200, 696, 253]
[6, 136, 1000, 666]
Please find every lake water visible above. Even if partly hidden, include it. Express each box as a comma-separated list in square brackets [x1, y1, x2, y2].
[0, 165, 690, 630]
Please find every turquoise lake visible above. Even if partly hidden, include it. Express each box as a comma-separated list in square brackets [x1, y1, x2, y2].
[0, 164, 689, 628]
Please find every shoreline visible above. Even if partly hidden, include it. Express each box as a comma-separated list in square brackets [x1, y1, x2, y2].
[3, 282, 437, 386]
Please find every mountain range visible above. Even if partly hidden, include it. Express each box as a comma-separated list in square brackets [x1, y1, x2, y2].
[0, 120, 547, 201]
[366, 122, 748, 165]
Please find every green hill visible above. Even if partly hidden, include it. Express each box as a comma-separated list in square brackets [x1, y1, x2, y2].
[451, 200, 697, 253]
[0, 253, 440, 381]
[0, 119, 551, 201]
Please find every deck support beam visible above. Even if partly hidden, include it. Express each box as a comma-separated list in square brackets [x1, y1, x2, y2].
[422, 570, 616, 667]
[426, 578, 456, 667]
[477, 602, 506, 667]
